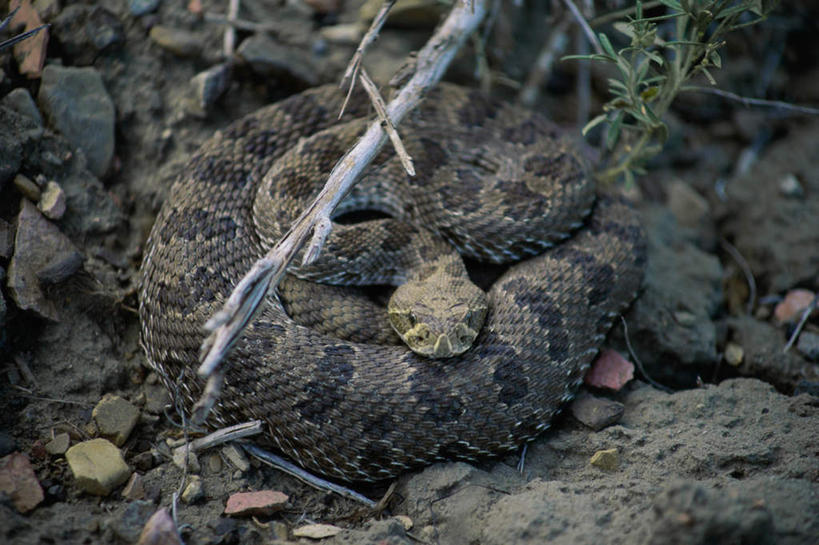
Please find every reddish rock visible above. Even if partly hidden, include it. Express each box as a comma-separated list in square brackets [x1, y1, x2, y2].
[136, 508, 183, 545]
[224, 490, 289, 517]
[585, 349, 634, 390]
[0, 452, 45, 513]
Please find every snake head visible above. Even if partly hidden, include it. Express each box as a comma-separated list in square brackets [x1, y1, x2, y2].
[388, 277, 488, 359]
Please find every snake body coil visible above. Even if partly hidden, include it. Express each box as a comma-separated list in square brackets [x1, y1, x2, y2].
[139, 85, 646, 482]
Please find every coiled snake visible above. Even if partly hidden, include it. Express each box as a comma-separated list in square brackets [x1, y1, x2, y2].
[139, 84, 646, 482]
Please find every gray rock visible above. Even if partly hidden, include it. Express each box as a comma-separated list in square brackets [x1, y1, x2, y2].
[38, 66, 115, 178]
[237, 33, 318, 87]
[190, 62, 232, 111]
[7, 200, 84, 321]
[625, 205, 723, 386]
[0, 218, 13, 259]
[65, 438, 131, 496]
[51, 5, 124, 66]
[0, 88, 44, 128]
[796, 331, 819, 361]
[129, 0, 160, 16]
[107, 500, 154, 543]
[92, 394, 140, 447]
[570, 391, 625, 431]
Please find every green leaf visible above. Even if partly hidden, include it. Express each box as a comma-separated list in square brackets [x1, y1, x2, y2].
[582, 113, 609, 137]
[599, 32, 617, 58]
[606, 111, 624, 150]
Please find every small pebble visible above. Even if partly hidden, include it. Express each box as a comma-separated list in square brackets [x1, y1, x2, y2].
[224, 490, 289, 517]
[796, 331, 819, 361]
[14, 174, 41, 201]
[149, 26, 203, 57]
[92, 394, 140, 447]
[774, 290, 815, 323]
[724, 342, 744, 366]
[38, 180, 66, 220]
[674, 311, 697, 327]
[778, 173, 804, 198]
[190, 63, 231, 111]
[589, 448, 619, 471]
[293, 523, 343, 539]
[181, 475, 203, 504]
[0, 88, 44, 128]
[65, 438, 132, 495]
[394, 515, 413, 530]
[172, 448, 200, 473]
[44, 432, 70, 455]
[0, 452, 45, 513]
[206, 453, 223, 474]
[570, 391, 625, 431]
[222, 444, 250, 472]
[319, 23, 364, 44]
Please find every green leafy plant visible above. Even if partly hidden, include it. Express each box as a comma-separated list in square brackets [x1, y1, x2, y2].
[566, 0, 780, 185]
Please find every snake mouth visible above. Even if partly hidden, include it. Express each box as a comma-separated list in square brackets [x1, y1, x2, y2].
[398, 322, 477, 358]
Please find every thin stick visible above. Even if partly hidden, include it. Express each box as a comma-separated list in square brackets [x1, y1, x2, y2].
[680, 86, 819, 115]
[783, 295, 817, 354]
[172, 420, 263, 458]
[621, 317, 673, 393]
[519, 17, 570, 107]
[193, 0, 488, 423]
[339, 0, 396, 118]
[223, 0, 239, 58]
[359, 67, 415, 176]
[242, 443, 376, 507]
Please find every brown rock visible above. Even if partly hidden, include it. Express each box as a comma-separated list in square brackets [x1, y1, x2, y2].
[149, 26, 202, 57]
[774, 289, 815, 323]
[122, 472, 146, 500]
[44, 432, 70, 455]
[0, 452, 45, 513]
[136, 508, 183, 545]
[224, 490, 289, 517]
[65, 438, 131, 495]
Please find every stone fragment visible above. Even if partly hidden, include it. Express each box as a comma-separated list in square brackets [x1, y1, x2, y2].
[0, 452, 44, 513]
[796, 331, 819, 361]
[136, 508, 183, 545]
[293, 523, 343, 539]
[774, 289, 815, 323]
[222, 444, 250, 472]
[149, 26, 202, 57]
[320, 23, 364, 44]
[190, 62, 231, 111]
[724, 342, 744, 366]
[180, 475, 202, 504]
[584, 349, 634, 390]
[51, 5, 124, 65]
[92, 394, 140, 446]
[8, 0, 49, 77]
[111, 501, 156, 543]
[205, 453, 222, 474]
[65, 438, 131, 495]
[589, 448, 619, 471]
[394, 515, 413, 530]
[224, 490, 289, 517]
[38, 65, 115, 177]
[38, 180, 66, 220]
[122, 472, 145, 500]
[570, 391, 625, 431]
[172, 448, 199, 473]
[237, 33, 318, 86]
[7, 199, 83, 321]
[0, 88, 44, 128]
[129, 0, 160, 16]
[44, 432, 70, 455]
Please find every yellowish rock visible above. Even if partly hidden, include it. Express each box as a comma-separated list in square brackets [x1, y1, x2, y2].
[44, 432, 70, 455]
[725, 342, 744, 366]
[590, 448, 619, 471]
[293, 523, 343, 539]
[66, 438, 131, 495]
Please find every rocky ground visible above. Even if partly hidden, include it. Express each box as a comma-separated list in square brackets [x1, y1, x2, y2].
[1, 1, 818, 544]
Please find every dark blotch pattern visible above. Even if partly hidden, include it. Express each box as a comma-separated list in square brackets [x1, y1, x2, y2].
[412, 137, 448, 182]
[493, 356, 528, 406]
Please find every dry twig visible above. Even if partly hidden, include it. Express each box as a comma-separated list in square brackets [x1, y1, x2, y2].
[194, 0, 489, 424]
[358, 67, 415, 175]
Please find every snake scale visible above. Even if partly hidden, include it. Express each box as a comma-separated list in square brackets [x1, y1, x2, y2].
[139, 84, 646, 482]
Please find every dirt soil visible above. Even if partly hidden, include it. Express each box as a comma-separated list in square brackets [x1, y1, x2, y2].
[1, 1, 818, 544]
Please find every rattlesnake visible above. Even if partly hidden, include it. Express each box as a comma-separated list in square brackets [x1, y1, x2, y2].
[138, 84, 646, 482]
